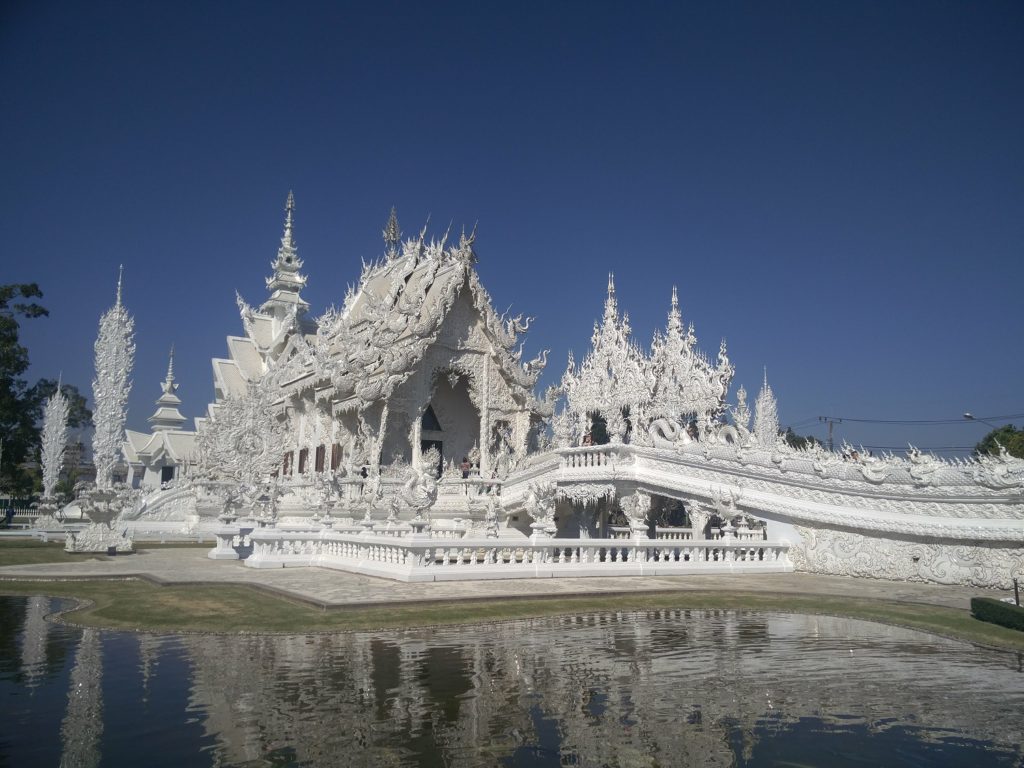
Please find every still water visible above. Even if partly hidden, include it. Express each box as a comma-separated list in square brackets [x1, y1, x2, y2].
[1, 596, 1022, 767]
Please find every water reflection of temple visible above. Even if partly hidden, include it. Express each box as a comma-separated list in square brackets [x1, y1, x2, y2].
[176, 612, 1024, 766]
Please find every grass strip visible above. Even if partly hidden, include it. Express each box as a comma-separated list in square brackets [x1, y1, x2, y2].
[0, 578, 1022, 650]
[0, 540, 208, 566]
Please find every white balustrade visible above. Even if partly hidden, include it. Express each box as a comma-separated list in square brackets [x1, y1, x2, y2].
[654, 527, 693, 540]
[242, 529, 792, 581]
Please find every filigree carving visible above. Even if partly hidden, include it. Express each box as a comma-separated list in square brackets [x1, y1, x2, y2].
[791, 525, 1024, 589]
[91, 271, 135, 489]
[40, 384, 69, 499]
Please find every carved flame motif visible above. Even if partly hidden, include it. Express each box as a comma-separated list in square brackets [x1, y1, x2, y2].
[193, 379, 286, 498]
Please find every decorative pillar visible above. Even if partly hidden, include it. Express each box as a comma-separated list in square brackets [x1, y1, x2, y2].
[479, 352, 490, 475]
[411, 413, 422, 470]
[687, 500, 710, 541]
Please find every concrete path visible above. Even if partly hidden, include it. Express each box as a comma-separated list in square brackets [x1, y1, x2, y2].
[0, 548, 1005, 611]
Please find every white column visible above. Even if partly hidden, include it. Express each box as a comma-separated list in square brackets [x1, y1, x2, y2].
[479, 352, 490, 475]
[411, 414, 422, 469]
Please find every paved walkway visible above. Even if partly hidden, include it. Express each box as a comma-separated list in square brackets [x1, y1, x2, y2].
[0, 547, 1003, 611]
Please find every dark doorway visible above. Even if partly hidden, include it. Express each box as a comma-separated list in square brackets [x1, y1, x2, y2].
[160, 466, 174, 484]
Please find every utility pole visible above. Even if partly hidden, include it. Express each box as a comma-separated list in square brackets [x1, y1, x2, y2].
[819, 416, 842, 452]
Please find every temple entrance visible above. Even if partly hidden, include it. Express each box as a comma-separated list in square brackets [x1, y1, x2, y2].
[420, 371, 481, 475]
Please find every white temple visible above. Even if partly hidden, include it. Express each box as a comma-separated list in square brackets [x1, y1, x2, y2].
[112, 194, 1024, 588]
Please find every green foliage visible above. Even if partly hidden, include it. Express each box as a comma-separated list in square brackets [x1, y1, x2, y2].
[971, 596, 1024, 632]
[33, 378, 91, 429]
[0, 284, 92, 496]
[974, 424, 1024, 459]
[783, 426, 820, 450]
[0, 284, 49, 494]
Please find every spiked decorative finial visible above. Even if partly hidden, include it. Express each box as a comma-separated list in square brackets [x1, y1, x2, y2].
[383, 206, 401, 260]
[281, 191, 296, 256]
[167, 344, 175, 381]
[671, 285, 678, 311]
[116, 264, 124, 306]
[607, 272, 615, 296]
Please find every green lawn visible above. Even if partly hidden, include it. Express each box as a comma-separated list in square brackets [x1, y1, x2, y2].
[0, 539, 207, 566]
[0, 577, 1022, 649]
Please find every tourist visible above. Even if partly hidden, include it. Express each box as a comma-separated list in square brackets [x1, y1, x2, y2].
[3, 506, 14, 528]
[460, 457, 470, 478]
[582, 431, 593, 446]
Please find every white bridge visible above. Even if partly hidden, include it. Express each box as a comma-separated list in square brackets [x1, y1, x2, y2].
[191, 440, 1024, 587]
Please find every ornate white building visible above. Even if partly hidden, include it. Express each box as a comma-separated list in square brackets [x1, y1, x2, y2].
[124, 348, 196, 491]
[121, 195, 1024, 589]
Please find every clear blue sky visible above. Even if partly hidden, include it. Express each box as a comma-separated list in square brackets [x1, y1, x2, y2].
[3, 1, 1022, 454]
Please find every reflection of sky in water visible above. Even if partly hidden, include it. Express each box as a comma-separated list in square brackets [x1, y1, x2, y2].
[1, 598, 1021, 767]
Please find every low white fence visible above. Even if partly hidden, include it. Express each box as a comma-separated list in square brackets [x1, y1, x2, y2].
[236, 528, 792, 582]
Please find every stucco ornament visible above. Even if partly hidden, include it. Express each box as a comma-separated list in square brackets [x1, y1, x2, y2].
[648, 418, 690, 449]
[711, 486, 743, 523]
[791, 525, 1024, 590]
[752, 370, 779, 450]
[482, 486, 503, 538]
[91, 269, 135, 490]
[39, 382, 70, 500]
[731, 386, 752, 437]
[649, 287, 733, 435]
[973, 444, 1024, 492]
[560, 274, 651, 438]
[193, 378, 287, 513]
[686, 500, 711, 540]
[401, 459, 439, 521]
[907, 445, 941, 487]
[66, 485, 134, 553]
[525, 480, 558, 534]
[620, 490, 652, 536]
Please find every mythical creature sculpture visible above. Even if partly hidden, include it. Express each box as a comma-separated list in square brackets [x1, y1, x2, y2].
[973, 444, 1024, 492]
[401, 460, 439, 521]
[525, 480, 558, 535]
[620, 490, 652, 536]
[908, 445, 941, 487]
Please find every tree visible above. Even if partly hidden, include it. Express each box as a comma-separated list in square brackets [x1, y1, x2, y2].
[33, 379, 91, 429]
[783, 426, 821, 451]
[0, 284, 48, 494]
[975, 424, 1024, 460]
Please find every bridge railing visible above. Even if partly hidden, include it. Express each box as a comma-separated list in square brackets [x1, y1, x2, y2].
[241, 528, 792, 580]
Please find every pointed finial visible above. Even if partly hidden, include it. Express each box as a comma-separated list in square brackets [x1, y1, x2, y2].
[671, 285, 678, 311]
[116, 264, 124, 306]
[167, 344, 175, 381]
[383, 206, 401, 258]
[607, 272, 615, 296]
[763, 366, 768, 388]
[282, 191, 295, 249]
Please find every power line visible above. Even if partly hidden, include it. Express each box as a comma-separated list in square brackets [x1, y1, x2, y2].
[807, 412, 1024, 427]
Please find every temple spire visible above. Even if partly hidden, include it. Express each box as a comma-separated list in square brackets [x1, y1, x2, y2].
[262, 191, 309, 318]
[149, 345, 185, 432]
[115, 265, 123, 307]
[164, 345, 175, 391]
[603, 272, 618, 322]
[280, 191, 296, 258]
[754, 368, 779, 448]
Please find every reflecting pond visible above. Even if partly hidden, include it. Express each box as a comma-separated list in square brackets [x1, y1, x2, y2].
[2, 596, 1022, 767]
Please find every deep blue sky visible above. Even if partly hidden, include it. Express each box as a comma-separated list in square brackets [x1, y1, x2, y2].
[3, 1, 1022, 454]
